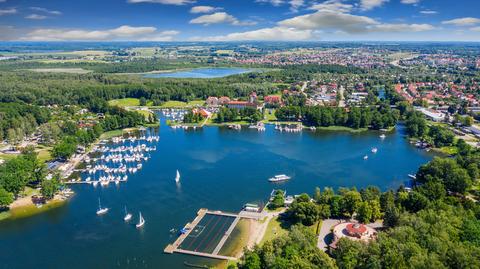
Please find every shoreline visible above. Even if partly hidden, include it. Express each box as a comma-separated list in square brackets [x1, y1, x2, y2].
[1, 193, 70, 222]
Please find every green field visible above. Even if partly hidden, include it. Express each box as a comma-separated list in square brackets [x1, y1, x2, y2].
[154, 100, 205, 108]
[260, 216, 290, 245]
[99, 129, 124, 140]
[108, 98, 141, 107]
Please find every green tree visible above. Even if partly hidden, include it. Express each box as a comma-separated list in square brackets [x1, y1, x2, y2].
[0, 187, 14, 208]
[40, 176, 60, 200]
[340, 190, 362, 218]
[356, 201, 373, 223]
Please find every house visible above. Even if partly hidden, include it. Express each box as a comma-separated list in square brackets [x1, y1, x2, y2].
[415, 107, 445, 122]
[218, 96, 231, 105]
[264, 95, 281, 105]
[243, 203, 260, 212]
[249, 92, 258, 103]
[206, 97, 219, 107]
[192, 108, 211, 118]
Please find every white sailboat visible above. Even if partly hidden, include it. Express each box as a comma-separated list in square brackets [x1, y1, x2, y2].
[124, 206, 132, 222]
[96, 198, 109, 215]
[175, 170, 180, 183]
[136, 212, 145, 228]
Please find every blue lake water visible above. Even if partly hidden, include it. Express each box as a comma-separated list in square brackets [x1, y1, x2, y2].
[0, 118, 434, 269]
[143, 68, 253, 79]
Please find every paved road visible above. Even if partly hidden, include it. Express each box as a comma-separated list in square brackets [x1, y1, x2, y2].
[317, 219, 339, 251]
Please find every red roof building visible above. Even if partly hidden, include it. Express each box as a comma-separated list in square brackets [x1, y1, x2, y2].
[264, 95, 281, 105]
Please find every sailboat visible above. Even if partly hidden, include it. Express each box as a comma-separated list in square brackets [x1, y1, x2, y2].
[136, 212, 145, 228]
[175, 170, 180, 183]
[124, 206, 132, 222]
[96, 198, 109, 215]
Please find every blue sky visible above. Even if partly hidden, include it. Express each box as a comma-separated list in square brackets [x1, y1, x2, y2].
[0, 0, 479, 41]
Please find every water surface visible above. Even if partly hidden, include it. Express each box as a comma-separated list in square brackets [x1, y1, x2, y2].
[143, 68, 253, 79]
[0, 119, 433, 269]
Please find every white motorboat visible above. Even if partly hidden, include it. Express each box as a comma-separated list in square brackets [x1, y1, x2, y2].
[371, 147, 378, 153]
[363, 155, 369, 160]
[268, 174, 291, 182]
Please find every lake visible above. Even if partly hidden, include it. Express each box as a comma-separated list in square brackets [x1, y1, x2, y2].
[0, 117, 433, 269]
[143, 68, 253, 79]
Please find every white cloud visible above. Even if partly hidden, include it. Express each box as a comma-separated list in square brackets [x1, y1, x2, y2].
[190, 6, 221, 13]
[371, 23, 434, 32]
[127, 0, 195, 5]
[401, 0, 420, 4]
[279, 10, 377, 33]
[30, 7, 62, 15]
[278, 10, 434, 34]
[360, 0, 388, 11]
[255, 0, 284, 7]
[289, 0, 304, 12]
[195, 26, 313, 41]
[21, 25, 178, 41]
[136, 30, 180, 41]
[190, 12, 256, 26]
[309, 0, 353, 13]
[108, 25, 156, 36]
[420, 10, 437, 15]
[25, 14, 48, 20]
[0, 8, 16, 16]
[470, 27, 480, 32]
[442, 17, 480, 26]
[0, 0, 7, 2]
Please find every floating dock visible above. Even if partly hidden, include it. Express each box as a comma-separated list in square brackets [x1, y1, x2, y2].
[164, 208, 249, 261]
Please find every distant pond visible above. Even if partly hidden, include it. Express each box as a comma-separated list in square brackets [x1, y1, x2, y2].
[143, 67, 254, 79]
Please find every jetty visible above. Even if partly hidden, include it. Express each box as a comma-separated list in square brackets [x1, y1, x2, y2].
[165, 208, 263, 261]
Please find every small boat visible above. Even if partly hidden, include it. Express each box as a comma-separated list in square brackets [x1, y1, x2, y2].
[124, 206, 132, 222]
[96, 198, 109, 215]
[136, 212, 145, 228]
[371, 147, 378, 153]
[93, 181, 98, 187]
[268, 174, 291, 182]
[175, 170, 180, 183]
[408, 174, 417, 180]
[379, 134, 386, 139]
[363, 155, 369, 160]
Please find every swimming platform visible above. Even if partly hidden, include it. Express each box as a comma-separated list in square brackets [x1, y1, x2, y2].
[164, 208, 264, 260]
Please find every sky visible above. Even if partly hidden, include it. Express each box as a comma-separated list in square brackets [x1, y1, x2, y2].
[0, 0, 480, 42]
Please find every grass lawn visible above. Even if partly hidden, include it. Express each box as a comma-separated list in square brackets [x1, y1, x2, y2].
[99, 129, 124, 140]
[260, 216, 290, 245]
[36, 147, 52, 163]
[135, 109, 155, 120]
[0, 153, 19, 162]
[263, 109, 278, 122]
[151, 100, 205, 108]
[432, 146, 458, 155]
[108, 98, 140, 107]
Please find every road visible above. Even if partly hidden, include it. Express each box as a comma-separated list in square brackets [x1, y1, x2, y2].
[317, 219, 339, 251]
